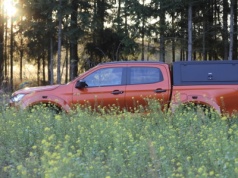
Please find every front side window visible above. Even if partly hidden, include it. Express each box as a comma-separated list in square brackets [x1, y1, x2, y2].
[130, 67, 163, 84]
[84, 67, 123, 87]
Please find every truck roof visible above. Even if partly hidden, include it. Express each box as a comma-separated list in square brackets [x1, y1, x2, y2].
[99, 61, 165, 65]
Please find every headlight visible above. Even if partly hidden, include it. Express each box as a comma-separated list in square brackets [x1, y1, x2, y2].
[10, 94, 25, 103]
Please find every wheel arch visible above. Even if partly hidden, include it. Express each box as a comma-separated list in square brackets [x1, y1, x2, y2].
[170, 96, 221, 115]
[21, 94, 71, 112]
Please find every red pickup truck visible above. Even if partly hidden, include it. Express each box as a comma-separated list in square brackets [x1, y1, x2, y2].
[9, 61, 238, 115]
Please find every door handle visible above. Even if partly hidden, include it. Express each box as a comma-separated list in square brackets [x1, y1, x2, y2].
[154, 89, 167, 93]
[111, 90, 124, 95]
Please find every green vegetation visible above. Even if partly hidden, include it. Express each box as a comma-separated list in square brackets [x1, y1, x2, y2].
[1, 101, 238, 177]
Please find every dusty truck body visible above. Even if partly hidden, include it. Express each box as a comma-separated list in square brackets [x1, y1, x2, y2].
[9, 60, 238, 115]
[172, 61, 238, 114]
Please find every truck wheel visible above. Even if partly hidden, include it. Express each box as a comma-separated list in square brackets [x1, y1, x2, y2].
[29, 103, 61, 115]
[178, 103, 217, 120]
[45, 103, 61, 114]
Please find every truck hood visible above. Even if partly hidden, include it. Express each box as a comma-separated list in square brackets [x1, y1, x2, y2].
[13, 85, 61, 95]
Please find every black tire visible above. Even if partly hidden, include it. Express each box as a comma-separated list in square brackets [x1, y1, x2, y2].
[178, 103, 218, 120]
[29, 103, 61, 114]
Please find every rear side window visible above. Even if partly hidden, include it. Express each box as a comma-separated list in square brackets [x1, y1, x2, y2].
[129, 67, 163, 84]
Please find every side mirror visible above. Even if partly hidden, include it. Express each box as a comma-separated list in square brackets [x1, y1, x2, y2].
[75, 80, 88, 89]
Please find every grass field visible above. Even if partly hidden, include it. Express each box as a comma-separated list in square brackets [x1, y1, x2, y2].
[1, 100, 238, 178]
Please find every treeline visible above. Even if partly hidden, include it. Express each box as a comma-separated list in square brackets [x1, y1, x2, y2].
[0, 0, 237, 88]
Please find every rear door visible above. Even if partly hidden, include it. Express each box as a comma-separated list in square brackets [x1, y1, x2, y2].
[125, 64, 170, 111]
[72, 66, 126, 110]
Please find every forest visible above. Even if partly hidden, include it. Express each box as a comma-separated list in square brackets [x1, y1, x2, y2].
[0, 0, 237, 91]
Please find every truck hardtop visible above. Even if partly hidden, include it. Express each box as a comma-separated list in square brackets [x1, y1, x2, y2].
[9, 60, 238, 115]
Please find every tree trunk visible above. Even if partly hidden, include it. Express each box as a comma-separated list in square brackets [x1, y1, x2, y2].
[233, 0, 237, 59]
[20, 39, 23, 81]
[188, 2, 193, 61]
[228, 0, 234, 60]
[4, 17, 7, 78]
[49, 38, 54, 85]
[208, 0, 214, 60]
[69, 0, 79, 80]
[202, 1, 207, 60]
[124, 0, 128, 31]
[171, 12, 175, 62]
[0, 1, 4, 84]
[141, 23, 145, 61]
[46, 9, 53, 85]
[65, 41, 69, 83]
[141, 0, 145, 61]
[10, 17, 13, 91]
[37, 57, 40, 86]
[117, 0, 121, 32]
[42, 54, 46, 84]
[57, 0, 62, 84]
[223, 0, 229, 60]
[159, 1, 165, 62]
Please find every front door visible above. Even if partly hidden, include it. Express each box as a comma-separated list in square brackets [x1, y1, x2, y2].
[72, 67, 126, 110]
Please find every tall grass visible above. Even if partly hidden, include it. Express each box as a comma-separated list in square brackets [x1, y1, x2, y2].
[1, 101, 238, 177]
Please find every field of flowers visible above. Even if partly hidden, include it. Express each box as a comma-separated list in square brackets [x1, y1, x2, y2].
[1, 100, 238, 178]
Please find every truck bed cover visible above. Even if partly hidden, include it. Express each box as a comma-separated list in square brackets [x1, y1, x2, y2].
[173, 60, 238, 85]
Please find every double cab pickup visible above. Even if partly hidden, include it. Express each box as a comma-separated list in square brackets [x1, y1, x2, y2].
[9, 60, 238, 115]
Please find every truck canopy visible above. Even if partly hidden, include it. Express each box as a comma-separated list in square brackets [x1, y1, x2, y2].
[173, 60, 238, 86]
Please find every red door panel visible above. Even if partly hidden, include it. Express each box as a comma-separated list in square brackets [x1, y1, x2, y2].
[125, 65, 170, 111]
[72, 67, 126, 110]
[73, 86, 125, 109]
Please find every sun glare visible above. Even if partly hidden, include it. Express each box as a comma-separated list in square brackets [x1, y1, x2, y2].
[4, 0, 17, 17]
